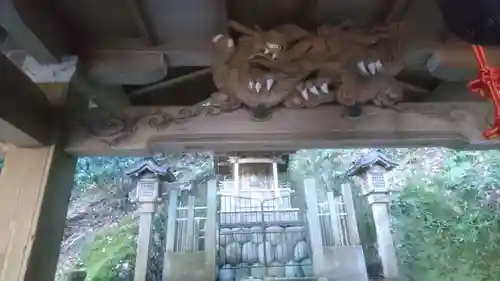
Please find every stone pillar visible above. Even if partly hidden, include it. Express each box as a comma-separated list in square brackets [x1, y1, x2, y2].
[0, 144, 76, 281]
[272, 162, 279, 197]
[131, 175, 159, 281]
[125, 161, 175, 281]
[303, 178, 325, 276]
[233, 161, 239, 196]
[134, 178, 160, 281]
[341, 183, 361, 245]
[365, 191, 399, 280]
[346, 151, 399, 280]
[161, 167, 194, 281]
[204, 180, 218, 280]
[162, 187, 179, 281]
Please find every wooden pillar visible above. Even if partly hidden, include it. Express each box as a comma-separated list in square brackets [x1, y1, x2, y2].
[204, 180, 217, 280]
[0, 144, 76, 281]
[303, 178, 325, 276]
[341, 184, 361, 245]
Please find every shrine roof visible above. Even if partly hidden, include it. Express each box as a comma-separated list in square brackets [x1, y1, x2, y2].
[125, 160, 176, 182]
[346, 150, 398, 177]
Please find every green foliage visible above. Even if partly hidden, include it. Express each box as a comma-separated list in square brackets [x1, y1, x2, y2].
[72, 153, 214, 201]
[82, 210, 167, 281]
[290, 148, 500, 281]
[83, 216, 138, 281]
[74, 152, 213, 281]
[73, 148, 500, 281]
[392, 151, 500, 281]
[288, 149, 368, 194]
[73, 157, 142, 200]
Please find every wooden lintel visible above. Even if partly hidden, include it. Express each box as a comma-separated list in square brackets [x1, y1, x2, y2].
[66, 102, 498, 156]
[0, 0, 69, 63]
[0, 54, 54, 147]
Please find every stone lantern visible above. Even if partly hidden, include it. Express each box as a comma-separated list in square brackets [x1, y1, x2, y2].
[125, 160, 175, 281]
[346, 150, 399, 280]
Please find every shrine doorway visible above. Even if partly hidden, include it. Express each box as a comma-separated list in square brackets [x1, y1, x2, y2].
[216, 156, 313, 280]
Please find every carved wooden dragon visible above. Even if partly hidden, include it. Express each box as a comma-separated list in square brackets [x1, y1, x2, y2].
[81, 20, 415, 145]
[212, 21, 409, 119]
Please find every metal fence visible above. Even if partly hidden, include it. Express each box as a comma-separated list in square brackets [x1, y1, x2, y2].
[317, 192, 351, 246]
[217, 194, 313, 278]
[219, 195, 301, 226]
[174, 195, 207, 252]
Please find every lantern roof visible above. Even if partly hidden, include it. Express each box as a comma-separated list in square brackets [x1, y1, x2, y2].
[346, 150, 398, 177]
[125, 160, 176, 182]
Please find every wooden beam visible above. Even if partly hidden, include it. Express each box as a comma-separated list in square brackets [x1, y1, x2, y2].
[151, 0, 227, 43]
[60, 59, 131, 115]
[0, 0, 69, 63]
[6, 54, 77, 84]
[86, 51, 167, 85]
[404, 0, 444, 40]
[427, 44, 500, 81]
[126, 0, 160, 46]
[66, 102, 498, 156]
[427, 82, 484, 102]
[0, 54, 54, 147]
[316, 0, 379, 24]
[0, 144, 76, 281]
[70, 71, 130, 116]
[11, 56, 131, 115]
[129, 68, 210, 97]
[6, 51, 168, 85]
[93, 43, 213, 67]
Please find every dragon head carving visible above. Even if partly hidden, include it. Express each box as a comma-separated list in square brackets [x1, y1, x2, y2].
[211, 21, 409, 119]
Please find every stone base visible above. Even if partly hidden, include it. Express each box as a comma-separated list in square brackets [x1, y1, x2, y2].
[322, 246, 369, 281]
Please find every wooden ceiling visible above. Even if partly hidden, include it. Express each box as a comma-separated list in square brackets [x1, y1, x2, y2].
[0, 0, 495, 110]
[50, 0, 410, 49]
